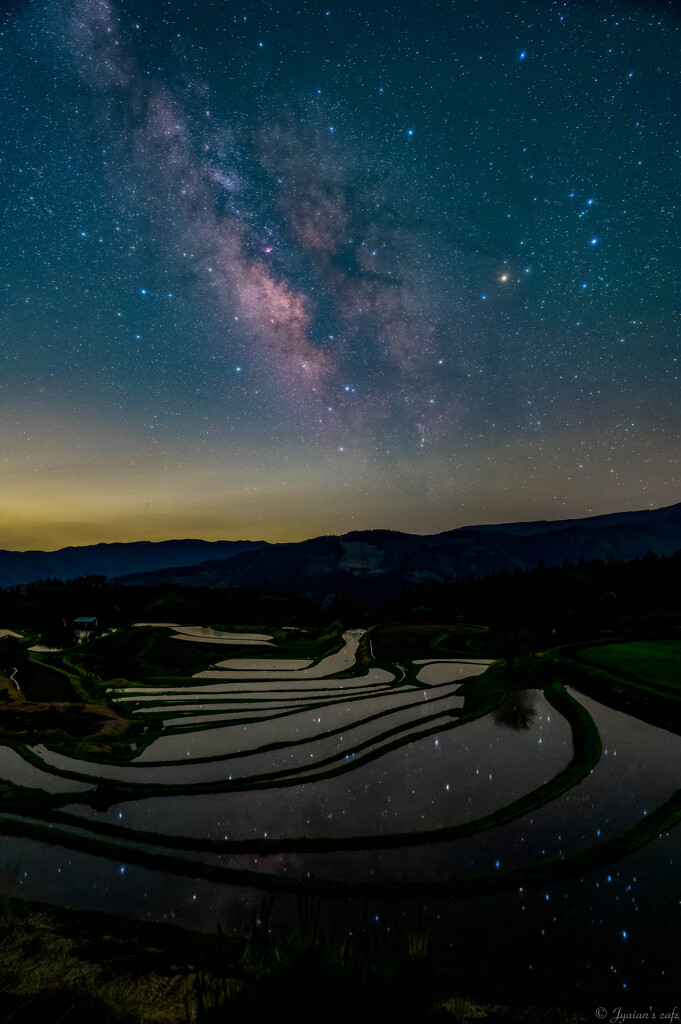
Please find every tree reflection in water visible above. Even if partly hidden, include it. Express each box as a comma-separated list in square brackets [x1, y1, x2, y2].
[493, 690, 537, 731]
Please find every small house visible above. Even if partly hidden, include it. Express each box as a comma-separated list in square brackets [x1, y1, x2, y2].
[74, 616, 98, 642]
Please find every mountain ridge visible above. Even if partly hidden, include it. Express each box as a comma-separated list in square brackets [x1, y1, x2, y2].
[2, 502, 680, 597]
[114, 502, 681, 601]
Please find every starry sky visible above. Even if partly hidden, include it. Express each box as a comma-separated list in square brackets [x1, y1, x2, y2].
[1, 0, 679, 550]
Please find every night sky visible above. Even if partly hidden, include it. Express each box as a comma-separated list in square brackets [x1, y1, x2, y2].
[1, 0, 679, 550]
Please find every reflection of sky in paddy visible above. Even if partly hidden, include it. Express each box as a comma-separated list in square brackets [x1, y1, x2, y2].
[415, 660, 493, 684]
[455, 689, 681, 867]
[128, 688, 395, 715]
[211, 658, 313, 670]
[114, 678, 394, 700]
[194, 630, 366, 679]
[0, 746, 92, 793]
[31, 682, 465, 783]
[133, 624, 274, 645]
[132, 681, 460, 764]
[134, 625, 273, 638]
[62, 691, 570, 837]
[0, 823, 678, 1003]
[206, 691, 678, 880]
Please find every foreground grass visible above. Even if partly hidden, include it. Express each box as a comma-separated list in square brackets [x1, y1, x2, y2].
[0, 899, 200, 1023]
[0, 897, 589, 1024]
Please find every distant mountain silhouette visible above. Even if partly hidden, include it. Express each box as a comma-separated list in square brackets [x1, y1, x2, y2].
[3, 502, 680, 599]
[115, 502, 681, 602]
[0, 539, 267, 589]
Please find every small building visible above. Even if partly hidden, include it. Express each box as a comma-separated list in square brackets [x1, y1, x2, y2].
[73, 617, 98, 642]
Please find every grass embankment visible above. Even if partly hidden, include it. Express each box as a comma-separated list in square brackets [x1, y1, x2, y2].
[0, 896, 590, 1023]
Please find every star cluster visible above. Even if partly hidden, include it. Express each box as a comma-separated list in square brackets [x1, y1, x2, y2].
[0, 0, 679, 547]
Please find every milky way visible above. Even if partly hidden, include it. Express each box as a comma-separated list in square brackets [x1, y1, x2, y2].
[0, 0, 679, 547]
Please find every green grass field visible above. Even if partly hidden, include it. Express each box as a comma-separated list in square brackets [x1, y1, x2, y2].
[575, 639, 681, 694]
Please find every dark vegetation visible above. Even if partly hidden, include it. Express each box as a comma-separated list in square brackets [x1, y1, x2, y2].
[0, 895, 595, 1023]
[0, 577, 326, 647]
[2, 544, 681, 649]
[369, 623, 489, 662]
[379, 546, 681, 645]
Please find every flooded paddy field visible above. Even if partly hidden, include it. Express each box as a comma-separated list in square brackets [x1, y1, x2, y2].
[1, 626, 679, 1005]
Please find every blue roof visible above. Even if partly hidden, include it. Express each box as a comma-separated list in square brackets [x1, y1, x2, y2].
[74, 617, 97, 624]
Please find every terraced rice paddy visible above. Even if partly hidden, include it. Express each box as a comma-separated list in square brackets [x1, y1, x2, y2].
[0, 746, 93, 794]
[133, 624, 275, 646]
[0, 628, 679, 1000]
